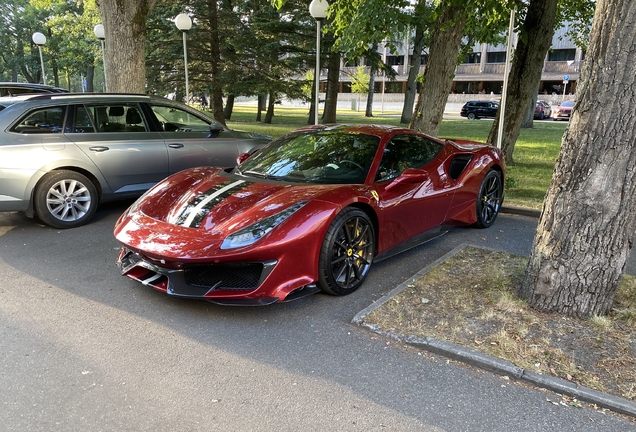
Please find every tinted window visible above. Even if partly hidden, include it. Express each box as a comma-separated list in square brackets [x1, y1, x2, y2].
[376, 135, 443, 182]
[150, 105, 211, 132]
[73, 106, 96, 133]
[11, 107, 66, 134]
[87, 104, 147, 132]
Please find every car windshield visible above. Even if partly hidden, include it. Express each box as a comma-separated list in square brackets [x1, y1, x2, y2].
[236, 130, 381, 184]
[561, 100, 574, 107]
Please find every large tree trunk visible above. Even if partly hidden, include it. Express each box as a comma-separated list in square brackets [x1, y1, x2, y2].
[207, 0, 226, 125]
[224, 94, 235, 120]
[322, 50, 340, 124]
[86, 65, 95, 92]
[264, 90, 276, 124]
[401, 22, 425, 124]
[409, 4, 467, 136]
[521, 0, 636, 317]
[96, 0, 156, 93]
[487, 0, 557, 165]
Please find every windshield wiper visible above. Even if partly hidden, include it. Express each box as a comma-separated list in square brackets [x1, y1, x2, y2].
[243, 170, 276, 180]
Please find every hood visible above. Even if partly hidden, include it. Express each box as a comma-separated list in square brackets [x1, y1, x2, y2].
[135, 167, 343, 233]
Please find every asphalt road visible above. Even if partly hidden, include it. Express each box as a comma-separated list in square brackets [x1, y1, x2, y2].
[1, 204, 634, 431]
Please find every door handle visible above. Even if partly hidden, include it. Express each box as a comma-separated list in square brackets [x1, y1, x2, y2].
[168, 143, 184, 149]
[89, 146, 109, 152]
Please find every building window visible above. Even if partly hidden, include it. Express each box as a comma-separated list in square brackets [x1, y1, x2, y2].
[462, 52, 481, 64]
[548, 49, 576, 61]
[386, 55, 404, 66]
[486, 51, 506, 63]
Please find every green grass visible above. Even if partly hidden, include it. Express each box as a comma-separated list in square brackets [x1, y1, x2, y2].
[223, 105, 566, 209]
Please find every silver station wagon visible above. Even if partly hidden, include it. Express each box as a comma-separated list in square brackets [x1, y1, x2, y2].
[0, 93, 272, 228]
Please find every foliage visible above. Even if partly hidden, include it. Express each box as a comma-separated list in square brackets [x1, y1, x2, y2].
[350, 66, 369, 95]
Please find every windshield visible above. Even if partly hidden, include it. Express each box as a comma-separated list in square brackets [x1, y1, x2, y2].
[237, 130, 381, 184]
[561, 101, 574, 107]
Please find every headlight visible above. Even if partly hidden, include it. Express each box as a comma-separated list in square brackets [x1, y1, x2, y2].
[221, 202, 308, 249]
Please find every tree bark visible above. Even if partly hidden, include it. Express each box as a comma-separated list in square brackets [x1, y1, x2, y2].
[365, 44, 378, 117]
[206, 0, 226, 125]
[264, 90, 276, 124]
[224, 94, 235, 120]
[96, 0, 156, 93]
[487, 0, 557, 165]
[86, 65, 95, 93]
[409, 4, 467, 136]
[401, 25, 424, 124]
[521, 0, 636, 317]
[322, 50, 340, 124]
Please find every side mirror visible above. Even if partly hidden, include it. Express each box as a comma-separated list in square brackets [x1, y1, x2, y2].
[385, 168, 429, 191]
[208, 125, 223, 138]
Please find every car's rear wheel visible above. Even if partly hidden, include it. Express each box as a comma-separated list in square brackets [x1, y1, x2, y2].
[467, 112, 477, 120]
[35, 170, 98, 229]
[474, 169, 503, 229]
[318, 208, 375, 296]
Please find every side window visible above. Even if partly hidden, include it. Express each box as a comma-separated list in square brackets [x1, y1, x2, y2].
[89, 104, 147, 132]
[10, 106, 66, 134]
[73, 106, 96, 133]
[375, 135, 443, 182]
[150, 104, 211, 132]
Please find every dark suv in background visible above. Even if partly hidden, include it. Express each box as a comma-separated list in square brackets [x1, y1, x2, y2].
[460, 100, 499, 120]
[0, 82, 68, 97]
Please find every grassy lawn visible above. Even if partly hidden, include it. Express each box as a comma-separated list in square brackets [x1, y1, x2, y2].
[224, 105, 566, 209]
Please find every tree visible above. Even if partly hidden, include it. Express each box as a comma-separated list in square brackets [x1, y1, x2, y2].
[487, 0, 595, 165]
[521, 0, 636, 317]
[95, 0, 156, 93]
[409, 0, 509, 136]
[350, 65, 369, 111]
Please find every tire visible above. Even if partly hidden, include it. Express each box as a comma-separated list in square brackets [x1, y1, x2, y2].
[467, 112, 477, 120]
[318, 208, 375, 296]
[35, 170, 98, 229]
[474, 170, 503, 229]
[539, 111, 544, 120]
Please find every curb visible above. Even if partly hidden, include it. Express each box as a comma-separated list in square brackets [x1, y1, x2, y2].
[501, 205, 541, 218]
[352, 244, 636, 419]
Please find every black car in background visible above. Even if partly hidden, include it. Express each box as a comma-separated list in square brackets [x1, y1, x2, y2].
[460, 100, 499, 120]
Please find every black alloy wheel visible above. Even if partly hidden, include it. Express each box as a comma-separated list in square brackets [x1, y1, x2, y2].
[475, 169, 503, 228]
[318, 208, 375, 296]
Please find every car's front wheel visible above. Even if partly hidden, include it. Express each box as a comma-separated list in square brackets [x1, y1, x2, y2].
[318, 208, 375, 296]
[35, 170, 98, 229]
[467, 112, 477, 120]
[474, 169, 503, 228]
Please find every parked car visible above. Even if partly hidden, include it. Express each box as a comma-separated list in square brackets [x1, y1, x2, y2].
[0, 82, 68, 97]
[551, 100, 574, 121]
[534, 100, 552, 120]
[0, 93, 272, 228]
[114, 124, 504, 305]
[460, 100, 499, 120]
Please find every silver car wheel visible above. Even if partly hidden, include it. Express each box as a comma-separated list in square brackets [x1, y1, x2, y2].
[46, 178, 92, 222]
[35, 170, 98, 228]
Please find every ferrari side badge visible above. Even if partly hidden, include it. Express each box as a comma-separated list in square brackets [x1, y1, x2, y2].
[371, 190, 379, 203]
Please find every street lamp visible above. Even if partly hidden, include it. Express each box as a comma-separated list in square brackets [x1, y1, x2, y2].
[309, 0, 328, 125]
[175, 13, 192, 104]
[32, 32, 47, 85]
[93, 24, 107, 91]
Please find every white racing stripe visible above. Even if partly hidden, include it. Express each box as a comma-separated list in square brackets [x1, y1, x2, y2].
[183, 180, 245, 227]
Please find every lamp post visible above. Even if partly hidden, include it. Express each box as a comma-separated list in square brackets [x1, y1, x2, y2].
[32, 32, 47, 85]
[497, 8, 515, 150]
[175, 14, 192, 104]
[309, 0, 328, 125]
[93, 24, 107, 91]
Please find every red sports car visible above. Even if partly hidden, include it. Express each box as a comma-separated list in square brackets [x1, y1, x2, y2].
[114, 124, 504, 305]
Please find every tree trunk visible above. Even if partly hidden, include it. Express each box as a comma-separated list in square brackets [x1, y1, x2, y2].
[487, 0, 557, 165]
[256, 94, 265, 122]
[322, 50, 340, 124]
[264, 91, 276, 124]
[401, 25, 425, 124]
[521, 90, 538, 129]
[96, 0, 156, 93]
[365, 44, 378, 117]
[86, 65, 95, 92]
[224, 94, 235, 120]
[206, 0, 226, 125]
[521, 0, 636, 317]
[409, 4, 468, 136]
